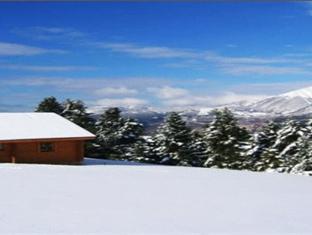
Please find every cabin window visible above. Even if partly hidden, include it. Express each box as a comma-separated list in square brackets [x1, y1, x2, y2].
[39, 143, 55, 152]
[0, 144, 4, 151]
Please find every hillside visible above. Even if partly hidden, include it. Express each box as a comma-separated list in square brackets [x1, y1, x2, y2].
[0, 159, 311, 234]
[246, 86, 312, 116]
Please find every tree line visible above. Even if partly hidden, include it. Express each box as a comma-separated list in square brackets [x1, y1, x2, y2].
[36, 96, 312, 174]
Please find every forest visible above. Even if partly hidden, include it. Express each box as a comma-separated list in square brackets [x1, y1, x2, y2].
[35, 96, 312, 175]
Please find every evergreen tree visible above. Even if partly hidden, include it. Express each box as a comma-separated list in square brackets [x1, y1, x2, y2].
[93, 107, 122, 158]
[247, 121, 280, 171]
[202, 108, 250, 170]
[257, 147, 281, 171]
[292, 118, 312, 174]
[154, 112, 196, 166]
[189, 130, 208, 167]
[263, 120, 307, 172]
[304, 119, 312, 139]
[274, 120, 305, 152]
[94, 107, 143, 159]
[275, 120, 307, 171]
[290, 137, 312, 174]
[62, 99, 95, 132]
[35, 96, 64, 115]
[131, 136, 160, 163]
[290, 158, 312, 175]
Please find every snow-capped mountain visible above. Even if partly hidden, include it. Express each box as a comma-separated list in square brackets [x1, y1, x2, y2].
[247, 86, 312, 116]
[90, 86, 312, 132]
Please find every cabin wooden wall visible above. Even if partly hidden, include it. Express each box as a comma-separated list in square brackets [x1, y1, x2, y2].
[0, 144, 12, 162]
[0, 140, 84, 164]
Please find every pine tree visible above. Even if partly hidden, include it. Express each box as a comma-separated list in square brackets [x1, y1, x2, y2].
[189, 130, 208, 167]
[35, 96, 64, 115]
[202, 108, 250, 170]
[62, 99, 95, 132]
[290, 137, 312, 174]
[131, 136, 160, 163]
[290, 158, 312, 175]
[94, 107, 122, 158]
[154, 112, 196, 166]
[290, 118, 312, 174]
[257, 147, 281, 171]
[264, 120, 307, 172]
[121, 117, 145, 160]
[247, 121, 280, 171]
[94, 107, 143, 160]
[304, 119, 312, 139]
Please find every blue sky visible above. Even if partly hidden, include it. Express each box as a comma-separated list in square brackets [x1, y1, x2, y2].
[1, 2, 312, 111]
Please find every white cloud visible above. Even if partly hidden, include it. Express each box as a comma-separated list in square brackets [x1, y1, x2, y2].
[95, 87, 138, 96]
[204, 52, 312, 76]
[164, 96, 210, 107]
[94, 98, 147, 108]
[220, 65, 310, 75]
[97, 42, 197, 59]
[34, 27, 80, 35]
[146, 85, 267, 109]
[100, 42, 302, 66]
[12, 26, 85, 41]
[213, 92, 267, 105]
[7, 76, 308, 110]
[162, 92, 267, 109]
[207, 54, 298, 65]
[3, 77, 172, 92]
[98, 41, 312, 76]
[231, 81, 312, 96]
[207, 52, 312, 76]
[0, 42, 66, 56]
[0, 64, 95, 72]
[147, 86, 189, 99]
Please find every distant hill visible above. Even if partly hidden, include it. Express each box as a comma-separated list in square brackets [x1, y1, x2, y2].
[90, 86, 312, 133]
[246, 86, 312, 116]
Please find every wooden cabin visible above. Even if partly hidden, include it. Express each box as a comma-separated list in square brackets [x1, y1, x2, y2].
[0, 113, 95, 164]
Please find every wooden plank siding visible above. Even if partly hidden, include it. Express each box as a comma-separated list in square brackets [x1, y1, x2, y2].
[0, 140, 85, 164]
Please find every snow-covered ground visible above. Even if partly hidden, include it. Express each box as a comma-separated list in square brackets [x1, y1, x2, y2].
[0, 158, 311, 234]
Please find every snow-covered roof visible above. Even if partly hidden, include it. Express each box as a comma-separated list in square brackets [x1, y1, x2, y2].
[0, 113, 95, 142]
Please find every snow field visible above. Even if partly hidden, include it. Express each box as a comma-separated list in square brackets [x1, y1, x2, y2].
[0, 159, 311, 234]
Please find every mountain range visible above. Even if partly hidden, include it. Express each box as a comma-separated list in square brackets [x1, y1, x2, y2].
[123, 86, 312, 117]
[245, 86, 312, 116]
[92, 86, 312, 132]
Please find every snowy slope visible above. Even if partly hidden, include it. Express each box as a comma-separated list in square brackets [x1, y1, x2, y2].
[247, 86, 312, 115]
[0, 159, 311, 234]
[281, 86, 312, 99]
